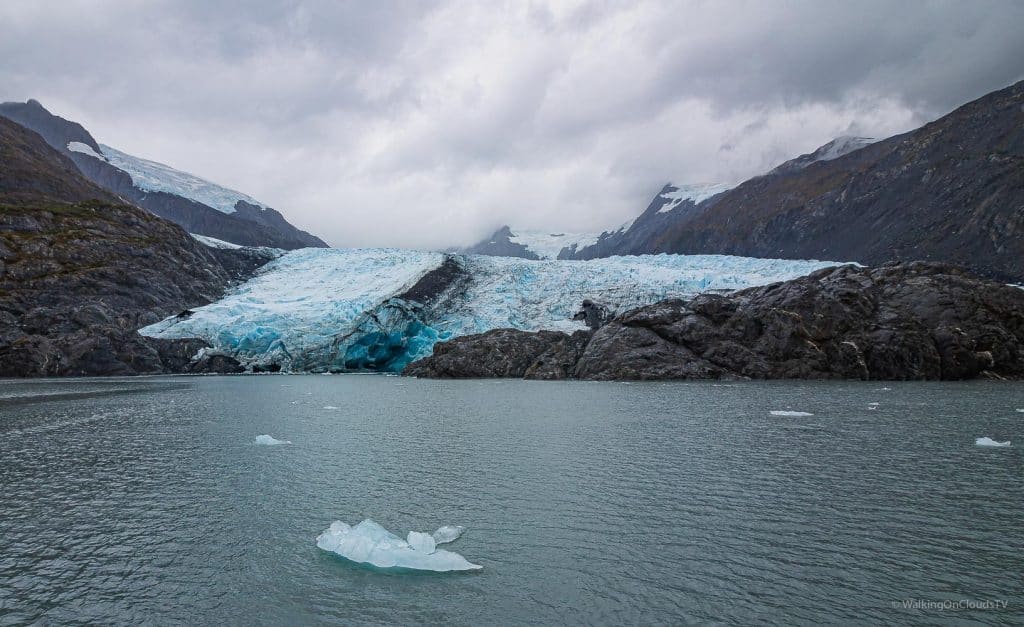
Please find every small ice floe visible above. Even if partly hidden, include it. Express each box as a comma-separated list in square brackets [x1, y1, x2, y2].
[975, 437, 1011, 447]
[770, 410, 814, 417]
[432, 525, 465, 544]
[1016, 409, 1024, 413]
[255, 434, 291, 446]
[316, 519, 480, 572]
[323, 406, 339, 410]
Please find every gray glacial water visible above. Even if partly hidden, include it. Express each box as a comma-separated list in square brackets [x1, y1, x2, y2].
[1, 376, 1022, 625]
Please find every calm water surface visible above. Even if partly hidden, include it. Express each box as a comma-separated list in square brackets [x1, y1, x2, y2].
[1, 376, 1022, 625]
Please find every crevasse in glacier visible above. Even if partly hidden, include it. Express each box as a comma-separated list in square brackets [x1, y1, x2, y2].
[139, 247, 842, 372]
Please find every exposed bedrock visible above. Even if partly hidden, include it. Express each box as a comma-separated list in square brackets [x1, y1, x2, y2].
[404, 263, 1024, 381]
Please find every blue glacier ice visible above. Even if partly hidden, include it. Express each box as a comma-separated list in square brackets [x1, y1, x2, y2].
[139, 248, 843, 373]
[316, 519, 481, 572]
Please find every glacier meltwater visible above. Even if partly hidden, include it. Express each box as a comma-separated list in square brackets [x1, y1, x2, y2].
[139, 248, 841, 373]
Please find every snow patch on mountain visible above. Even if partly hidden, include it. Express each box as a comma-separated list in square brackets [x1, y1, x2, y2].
[506, 229, 601, 259]
[99, 144, 267, 215]
[140, 248, 841, 373]
[191, 233, 243, 249]
[815, 136, 875, 162]
[656, 183, 735, 214]
[66, 141, 107, 161]
[770, 136, 876, 175]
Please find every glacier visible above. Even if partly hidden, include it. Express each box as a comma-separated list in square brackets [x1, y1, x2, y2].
[316, 519, 481, 572]
[99, 144, 268, 215]
[139, 248, 841, 373]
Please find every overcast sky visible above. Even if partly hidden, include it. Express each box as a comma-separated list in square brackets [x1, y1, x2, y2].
[2, 1, 1023, 248]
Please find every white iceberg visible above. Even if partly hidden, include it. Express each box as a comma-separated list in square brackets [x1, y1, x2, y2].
[769, 410, 814, 416]
[1016, 409, 1024, 413]
[406, 531, 436, 554]
[432, 525, 465, 544]
[316, 519, 481, 572]
[255, 434, 291, 445]
[975, 437, 1011, 447]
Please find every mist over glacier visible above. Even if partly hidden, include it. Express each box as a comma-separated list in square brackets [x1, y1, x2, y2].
[140, 248, 840, 373]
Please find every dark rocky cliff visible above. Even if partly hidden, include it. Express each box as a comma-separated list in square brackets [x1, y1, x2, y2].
[0, 116, 265, 376]
[405, 263, 1024, 381]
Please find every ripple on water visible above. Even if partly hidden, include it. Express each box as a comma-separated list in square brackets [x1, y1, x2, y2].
[0, 377, 1021, 625]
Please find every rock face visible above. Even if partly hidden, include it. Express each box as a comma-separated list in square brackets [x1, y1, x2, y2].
[404, 263, 1024, 381]
[403, 329, 591, 379]
[0, 99, 328, 250]
[569, 80, 1024, 283]
[0, 116, 261, 376]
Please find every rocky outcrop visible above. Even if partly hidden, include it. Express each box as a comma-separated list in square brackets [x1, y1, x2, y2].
[403, 328, 590, 379]
[0, 116, 265, 376]
[404, 263, 1024, 381]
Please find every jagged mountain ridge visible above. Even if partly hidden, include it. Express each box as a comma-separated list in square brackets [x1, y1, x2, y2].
[0, 100, 328, 249]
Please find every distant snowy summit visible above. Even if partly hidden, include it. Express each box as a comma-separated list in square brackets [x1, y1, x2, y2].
[455, 133, 874, 264]
[456, 225, 602, 260]
[460, 181, 733, 261]
[0, 99, 327, 249]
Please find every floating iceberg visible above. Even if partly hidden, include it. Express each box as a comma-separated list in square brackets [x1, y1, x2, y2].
[1016, 409, 1024, 413]
[975, 437, 1011, 447]
[770, 410, 814, 416]
[255, 434, 291, 445]
[432, 525, 465, 544]
[316, 519, 481, 572]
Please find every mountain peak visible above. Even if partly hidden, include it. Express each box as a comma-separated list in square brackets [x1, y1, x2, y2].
[769, 135, 876, 175]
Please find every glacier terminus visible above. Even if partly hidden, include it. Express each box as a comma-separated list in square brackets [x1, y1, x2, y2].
[140, 248, 841, 373]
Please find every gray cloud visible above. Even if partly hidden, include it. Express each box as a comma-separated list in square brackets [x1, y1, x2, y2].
[1, 0, 1022, 248]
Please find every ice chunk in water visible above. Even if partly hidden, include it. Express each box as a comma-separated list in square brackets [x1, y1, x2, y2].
[975, 437, 1011, 447]
[1016, 409, 1024, 413]
[255, 434, 290, 445]
[769, 410, 814, 416]
[316, 519, 481, 571]
[432, 525, 465, 544]
[407, 531, 436, 554]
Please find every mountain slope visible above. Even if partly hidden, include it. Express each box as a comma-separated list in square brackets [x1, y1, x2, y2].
[570, 182, 734, 259]
[646, 80, 1024, 281]
[0, 100, 328, 249]
[0, 115, 265, 376]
